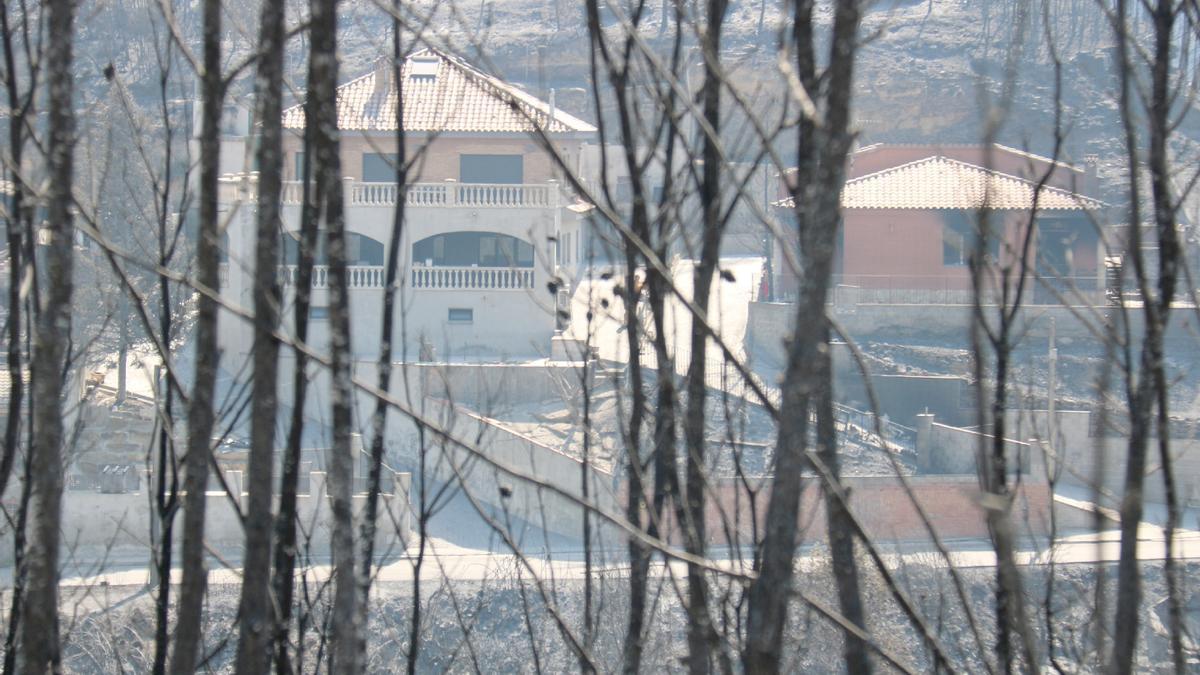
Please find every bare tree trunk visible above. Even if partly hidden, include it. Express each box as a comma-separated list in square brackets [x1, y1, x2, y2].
[0, 15, 26, 653]
[235, 0, 286, 668]
[744, 1, 864, 671]
[150, 76, 179, 675]
[815, 329, 871, 674]
[3, 449, 32, 675]
[0, 0, 30, 504]
[272, 122, 320, 675]
[309, 0, 360, 666]
[1112, 2, 1182, 672]
[19, 0, 75, 668]
[681, 3, 729, 672]
[148, 33, 188, 672]
[357, 24, 409, 663]
[171, 0, 223, 668]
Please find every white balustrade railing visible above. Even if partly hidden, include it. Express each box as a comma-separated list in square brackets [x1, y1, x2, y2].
[279, 181, 558, 208]
[411, 266, 534, 290]
[280, 181, 305, 204]
[351, 182, 398, 206]
[450, 183, 553, 208]
[278, 265, 386, 289]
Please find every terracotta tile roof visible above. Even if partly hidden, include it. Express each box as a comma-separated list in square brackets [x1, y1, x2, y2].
[282, 49, 596, 136]
[777, 156, 1104, 211]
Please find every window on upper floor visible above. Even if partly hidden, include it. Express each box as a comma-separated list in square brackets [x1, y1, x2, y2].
[220, 104, 246, 135]
[616, 177, 632, 203]
[363, 153, 399, 182]
[281, 231, 385, 266]
[460, 154, 523, 184]
[412, 231, 535, 268]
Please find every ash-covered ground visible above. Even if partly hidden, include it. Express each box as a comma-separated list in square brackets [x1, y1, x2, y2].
[54, 560, 1199, 673]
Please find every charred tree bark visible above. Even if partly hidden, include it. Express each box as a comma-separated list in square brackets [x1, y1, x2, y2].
[0, 0, 30, 504]
[744, 0, 818, 669]
[150, 101, 178, 675]
[681, 2, 729, 671]
[309, 0, 360, 666]
[235, 0, 286, 668]
[744, 0, 864, 671]
[272, 110, 320, 675]
[815, 329, 871, 674]
[19, 0, 75, 669]
[358, 25, 409, 663]
[170, 0, 223, 670]
[1112, 1, 1182, 672]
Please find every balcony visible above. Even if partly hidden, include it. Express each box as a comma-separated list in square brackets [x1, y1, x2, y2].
[277, 264, 535, 291]
[411, 265, 534, 290]
[278, 265, 387, 289]
[280, 181, 560, 209]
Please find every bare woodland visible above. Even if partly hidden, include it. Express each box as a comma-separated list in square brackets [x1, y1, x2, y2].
[1, 0, 1199, 672]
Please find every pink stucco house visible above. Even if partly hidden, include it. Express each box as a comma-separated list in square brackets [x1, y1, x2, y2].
[772, 143, 1107, 305]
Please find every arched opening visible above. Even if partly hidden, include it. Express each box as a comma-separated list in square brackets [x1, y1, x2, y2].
[281, 230, 385, 266]
[411, 231, 534, 268]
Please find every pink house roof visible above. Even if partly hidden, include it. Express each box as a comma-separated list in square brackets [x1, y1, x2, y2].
[281, 49, 596, 136]
[778, 155, 1104, 211]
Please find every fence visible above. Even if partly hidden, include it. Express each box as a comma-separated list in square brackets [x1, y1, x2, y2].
[278, 265, 387, 289]
[410, 265, 535, 290]
[278, 181, 559, 209]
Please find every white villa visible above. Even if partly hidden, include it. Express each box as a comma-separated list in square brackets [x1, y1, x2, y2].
[216, 49, 598, 370]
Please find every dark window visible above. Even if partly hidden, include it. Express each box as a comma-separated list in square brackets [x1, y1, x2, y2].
[220, 104, 244, 135]
[1037, 216, 1085, 275]
[942, 211, 998, 266]
[282, 231, 385, 266]
[943, 220, 967, 267]
[616, 177, 632, 203]
[412, 231, 535, 268]
[459, 154, 523, 184]
[362, 153, 399, 182]
[448, 308, 473, 323]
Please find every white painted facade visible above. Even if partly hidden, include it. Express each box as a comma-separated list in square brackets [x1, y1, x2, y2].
[218, 174, 588, 365]
[215, 51, 598, 376]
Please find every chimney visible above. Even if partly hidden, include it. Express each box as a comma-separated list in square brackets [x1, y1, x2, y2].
[1084, 154, 1100, 195]
[374, 56, 393, 94]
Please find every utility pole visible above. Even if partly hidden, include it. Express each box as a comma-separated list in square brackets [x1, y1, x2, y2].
[1047, 317, 1058, 479]
[117, 293, 128, 404]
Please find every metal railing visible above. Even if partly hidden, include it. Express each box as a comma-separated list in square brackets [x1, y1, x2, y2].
[410, 265, 535, 290]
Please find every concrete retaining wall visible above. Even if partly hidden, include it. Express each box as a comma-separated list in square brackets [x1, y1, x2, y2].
[689, 474, 1054, 545]
[392, 397, 617, 537]
[914, 414, 1035, 476]
[748, 301, 1200, 362]
[1004, 409, 1200, 506]
[0, 471, 411, 565]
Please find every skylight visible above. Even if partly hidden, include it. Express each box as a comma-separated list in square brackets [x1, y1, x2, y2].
[410, 55, 439, 78]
